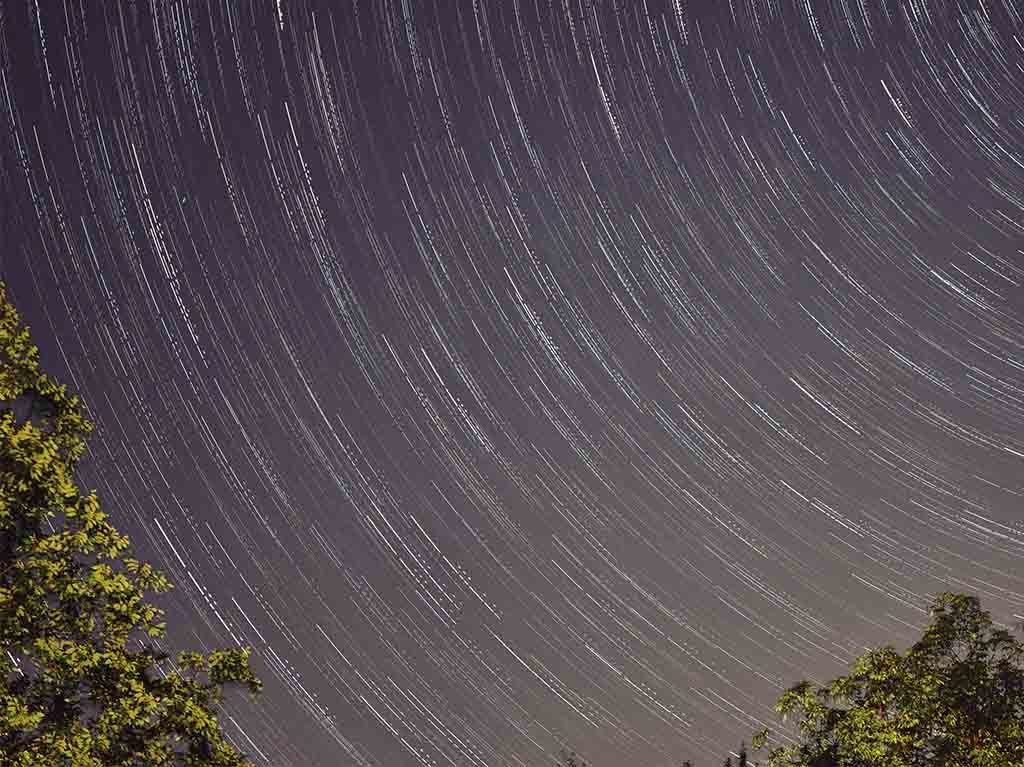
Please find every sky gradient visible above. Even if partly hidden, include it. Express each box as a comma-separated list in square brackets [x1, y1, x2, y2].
[3, 1, 1024, 765]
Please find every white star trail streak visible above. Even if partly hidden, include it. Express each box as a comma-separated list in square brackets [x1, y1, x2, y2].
[3, 1, 1024, 765]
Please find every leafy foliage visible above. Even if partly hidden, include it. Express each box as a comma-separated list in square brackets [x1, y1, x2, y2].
[0, 283, 262, 766]
[752, 592, 1024, 767]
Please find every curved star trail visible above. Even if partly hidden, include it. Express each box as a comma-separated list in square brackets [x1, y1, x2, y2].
[4, 1, 1024, 764]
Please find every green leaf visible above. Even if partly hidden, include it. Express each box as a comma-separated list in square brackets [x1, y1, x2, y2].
[0, 283, 263, 766]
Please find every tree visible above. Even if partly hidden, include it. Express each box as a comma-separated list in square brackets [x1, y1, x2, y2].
[0, 283, 262, 766]
[752, 592, 1024, 767]
[557, 747, 588, 767]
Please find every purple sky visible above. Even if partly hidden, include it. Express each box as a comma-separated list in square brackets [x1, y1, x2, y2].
[3, 1, 1024, 765]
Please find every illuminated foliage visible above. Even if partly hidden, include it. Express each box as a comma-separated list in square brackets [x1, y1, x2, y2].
[0, 284, 262, 766]
[752, 592, 1024, 767]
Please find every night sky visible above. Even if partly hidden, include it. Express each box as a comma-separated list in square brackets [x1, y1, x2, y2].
[3, 0, 1024, 765]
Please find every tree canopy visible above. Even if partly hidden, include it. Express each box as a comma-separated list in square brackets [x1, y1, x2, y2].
[7, 277, 1021, 767]
[753, 592, 1024, 767]
[560, 593, 1024, 767]
[0, 283, 261, 766]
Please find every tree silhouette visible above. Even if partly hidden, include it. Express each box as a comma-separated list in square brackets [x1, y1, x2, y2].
[557, 747, 589, 767]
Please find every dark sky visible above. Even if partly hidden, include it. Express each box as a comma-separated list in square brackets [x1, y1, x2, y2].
[3, 0, 1024, 765]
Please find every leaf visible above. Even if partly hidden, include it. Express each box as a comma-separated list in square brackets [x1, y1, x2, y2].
[0, 283, 262, 766]
[750, 591, 1024, 766]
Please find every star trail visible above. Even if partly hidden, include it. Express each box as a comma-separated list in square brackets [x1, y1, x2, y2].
[3, 0, 1024, 765]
